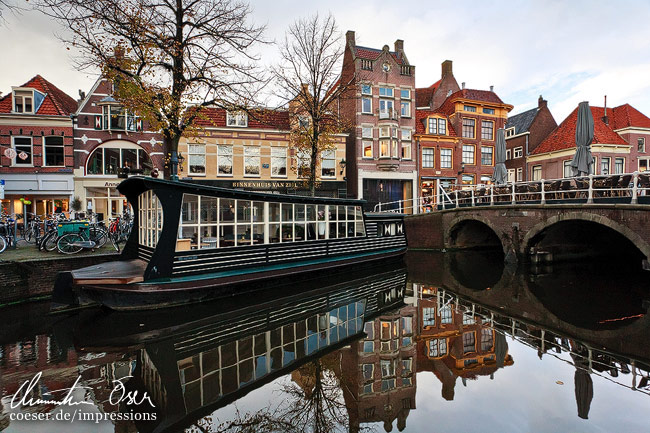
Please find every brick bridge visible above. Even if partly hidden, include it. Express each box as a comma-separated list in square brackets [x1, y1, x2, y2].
[404, 203, 650, 266]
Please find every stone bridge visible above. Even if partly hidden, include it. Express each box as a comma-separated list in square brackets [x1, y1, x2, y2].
[404, 204, 650, 266]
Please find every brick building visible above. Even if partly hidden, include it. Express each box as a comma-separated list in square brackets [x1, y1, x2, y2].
[0, 75, 77, 217]
[72, 77, 164, 221]
[177, 107, 347, 196]
[504, 95, 557, 182]
[527, 102, 650, 179]
[415, 63, 512, 203]
[339, 31, 418, 212]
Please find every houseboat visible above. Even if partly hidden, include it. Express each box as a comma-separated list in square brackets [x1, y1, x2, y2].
[53, 176, 407, 310]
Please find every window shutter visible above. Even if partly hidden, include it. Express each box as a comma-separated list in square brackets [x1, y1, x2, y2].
[95, 115, 102, 130]
[136, 119, 143, 132]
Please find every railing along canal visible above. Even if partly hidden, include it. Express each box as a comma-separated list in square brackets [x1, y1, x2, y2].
[373, 171, 650, 213]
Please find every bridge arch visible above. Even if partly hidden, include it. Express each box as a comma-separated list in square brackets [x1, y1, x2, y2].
[522, 211, 650, 260]
[445, 215, 505, 253]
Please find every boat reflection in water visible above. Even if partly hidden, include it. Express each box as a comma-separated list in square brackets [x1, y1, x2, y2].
[74, 265, 408, 433]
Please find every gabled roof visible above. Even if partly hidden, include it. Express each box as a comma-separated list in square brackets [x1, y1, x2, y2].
[436, 88, 507, 116]
[415, 80, 441, 108]
[193, 107, 290, 130]
[506, 107, 538, 136]
[0, 75, 77, 116]
[354, 45, 405, 65]
[532, 105, 628, 155]
[609, 103, 650, 129]
[414, 109, 457, 136]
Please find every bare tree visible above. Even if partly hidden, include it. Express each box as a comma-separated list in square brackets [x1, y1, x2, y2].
[272, 13, 355, 196]
[35, 0, 267, 179]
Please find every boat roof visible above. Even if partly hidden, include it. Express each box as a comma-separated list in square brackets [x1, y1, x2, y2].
[117, 176, 366, 205]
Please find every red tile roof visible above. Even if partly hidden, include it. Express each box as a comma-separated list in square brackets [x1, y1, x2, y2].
[354, 46, 405, 65]
[415, 81, 441, 108]
[609, 103, 650, 129]
[0, 75, 77, 116]
[532, 105, 628, 155]
[414, 109, 457, 136]
[435, 88, 506, 116]
[193, 107, 290, 130]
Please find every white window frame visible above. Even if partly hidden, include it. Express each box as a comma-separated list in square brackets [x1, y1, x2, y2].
[638, 157, 650, 172]
[363, 139, 373, 159]
[638, 137, 646, 153]
[401, 129, 412, 160]
[400, 89, 411, 100]
[462, 118, 475, 139]
[321, 149, 336, 178]
[43, 136, 65, 167]
[462, 144, 475, 165]
[244, 146, 260, 177]
[563, 160, 572, 178]
[506, 127, 515, 137]
[422, 148, 434, 168]
[188, 143, 206, 175]
[361, 84, 372, 95]
[271, 147, 287, 177]
[400, 100, 411, 118]
[13, 89, 35, 114]
[532, 165, 542, 181]
[361, 126, 373, 139]
[614, 157, 625, 174]
[601, 156, 611, 174]
[12, 136, 33, 167]
[101, 105, 138, 132]
[379, 87, 394, 98]
[361, 97, 372, 114]
[217, 145, 233, 176]
[513, 147, 523, 158]
[480, 146, 493, 166]
[483, 107, 495, 115]
[516, 167, 523, 181]
[440, 148, 452, 169]
[507, 169, 516, 183]
[227, 111, 248, 127]
[464, 105, 477, 112]
[379, 99, 394, 119]
[481, 120, 494, 140]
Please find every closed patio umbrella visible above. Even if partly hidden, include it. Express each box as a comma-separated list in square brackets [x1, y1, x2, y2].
[570, 101, 594, 176]
[491, 128, 507, 185]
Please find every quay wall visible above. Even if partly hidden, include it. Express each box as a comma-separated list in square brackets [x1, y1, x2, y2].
[0, 254, 117, 305]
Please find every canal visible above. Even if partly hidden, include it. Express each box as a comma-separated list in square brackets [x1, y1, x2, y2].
[0, 252, 648, 432]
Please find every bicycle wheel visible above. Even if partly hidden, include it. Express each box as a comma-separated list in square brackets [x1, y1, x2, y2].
[110, 231, 120, 253]
[90, 227, 108, 248]
[0, 236, 6, 254]
[57, 233, 84, 254]
[43, 231, 60, 252]
[25, 226, 36, 244]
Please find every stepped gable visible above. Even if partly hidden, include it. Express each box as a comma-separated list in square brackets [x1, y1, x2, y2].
[354, 45, 405, 65]
[0, 75, 77, 115]
[532, 105, 628, 155]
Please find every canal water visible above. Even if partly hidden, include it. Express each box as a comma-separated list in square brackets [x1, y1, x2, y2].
[0, 252, 649, 432]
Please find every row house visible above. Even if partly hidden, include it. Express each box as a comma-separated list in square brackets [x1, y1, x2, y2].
[72, 77, 164, 221]
[339, 302, 418, 432]
[527, 102, 650, 179]
[415, 62, 513, 201]
[339, 31, 418, 212]
[177, 108, 347, 196]
[414, 285, 514, 401]
[0, 75, 77, 217]
[504, 95, 557, 182]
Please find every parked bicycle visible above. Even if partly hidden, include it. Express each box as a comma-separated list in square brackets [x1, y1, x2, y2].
[56, 220, 118, 254]
[22, 213, 43, 244]
[0, 214, 17, 254]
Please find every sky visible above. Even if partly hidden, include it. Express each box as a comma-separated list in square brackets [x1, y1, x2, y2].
[1, 0, 650, 122]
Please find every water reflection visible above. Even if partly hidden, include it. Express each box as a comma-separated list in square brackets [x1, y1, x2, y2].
[0, 252, 649, 432]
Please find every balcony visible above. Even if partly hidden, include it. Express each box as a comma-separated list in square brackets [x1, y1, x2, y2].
[378, 108, 399, 121]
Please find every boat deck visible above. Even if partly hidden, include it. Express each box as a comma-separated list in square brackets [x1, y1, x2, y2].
[72, 259, 147, 284]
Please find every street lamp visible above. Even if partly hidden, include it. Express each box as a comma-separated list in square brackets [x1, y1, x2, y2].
[339, 158, 347, 175]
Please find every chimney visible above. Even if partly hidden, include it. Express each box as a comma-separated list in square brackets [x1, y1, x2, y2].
[489, 85, 494, 92]
[441, 60, 453, 78]
[461, 82, 465, 90]
[538, 95, 547, 108]
[346, 30, 355, 46]
[602, 95, 609, 125]
[394, 39, 404, 53]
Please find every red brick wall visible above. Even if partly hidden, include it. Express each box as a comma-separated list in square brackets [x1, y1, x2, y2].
[0, 124, 74, 173]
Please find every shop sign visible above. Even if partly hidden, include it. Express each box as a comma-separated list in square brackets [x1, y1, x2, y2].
[232, 180, 296, 189]
[104, 182, 120, 188]
[4, 148, 16, 159]
[18, 151, 28, 161]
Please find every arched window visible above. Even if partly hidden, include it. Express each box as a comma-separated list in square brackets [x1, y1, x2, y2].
[87, 142, 153, 175]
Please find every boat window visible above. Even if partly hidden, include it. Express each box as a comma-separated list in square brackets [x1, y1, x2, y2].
[176, 195, 367, 251]
[138, 190, 163, 248]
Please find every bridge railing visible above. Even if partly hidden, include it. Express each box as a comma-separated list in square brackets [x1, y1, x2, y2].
[372, 171, 650, 212]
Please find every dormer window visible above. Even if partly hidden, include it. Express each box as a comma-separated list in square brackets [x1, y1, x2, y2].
[227, 111, 248, 127]
[12, 88, 45, 114]
[428, 117, 446, 135]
